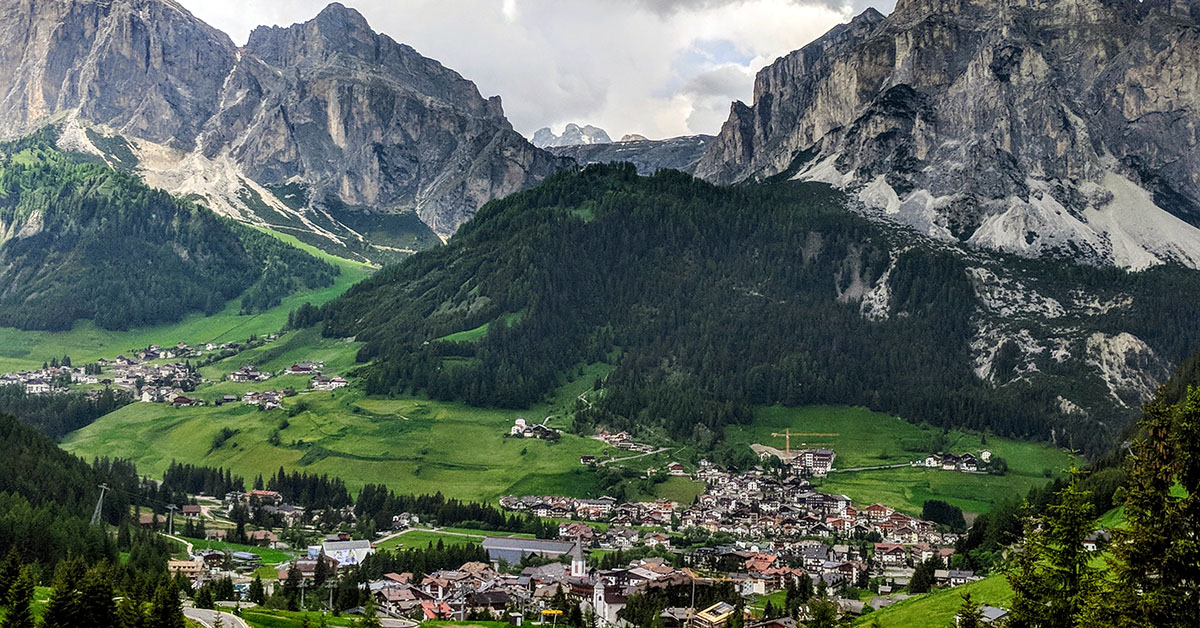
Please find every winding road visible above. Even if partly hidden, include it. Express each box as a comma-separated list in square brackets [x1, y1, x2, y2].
[184, 608, 251, 628]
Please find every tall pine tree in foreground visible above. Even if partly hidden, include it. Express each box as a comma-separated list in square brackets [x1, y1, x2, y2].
[1081, 387, 1200, 628]
[0, 567, 35, 628]
[1005, 473, 1098, 628]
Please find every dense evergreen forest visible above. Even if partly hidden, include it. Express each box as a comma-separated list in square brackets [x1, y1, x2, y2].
[318, 164, 1200, 455]
[0, 385, 129, 439]
[0, 130, 338, 331]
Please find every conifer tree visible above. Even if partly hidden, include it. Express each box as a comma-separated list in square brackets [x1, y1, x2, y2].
[954, 593, 983, 628]
[283, 561, 302, 611]
[248, 575, 266, 605]
[41, 555, 87, 628]
[1006, 474, 1098, 628]
[356, 598, 383, 628]
[195, 585, 215, 609]
[78, 565, 118, 628]
[0, 567, 35, 628]
[0, 548, 20, 607]
[116, 591, 148, 628]
[149, 580, 186, 628]
[1080, 388, 1200, 628]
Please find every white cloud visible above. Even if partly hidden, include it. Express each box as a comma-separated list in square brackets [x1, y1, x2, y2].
[177, 0, 893, 140]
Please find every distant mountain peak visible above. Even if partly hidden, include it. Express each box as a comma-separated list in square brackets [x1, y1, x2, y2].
[532, 123, 612, 148]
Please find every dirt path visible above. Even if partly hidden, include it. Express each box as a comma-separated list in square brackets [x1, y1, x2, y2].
[599, 447, 672, 467]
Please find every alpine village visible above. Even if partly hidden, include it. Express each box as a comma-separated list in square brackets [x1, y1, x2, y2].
[0, 1, 1198, 628]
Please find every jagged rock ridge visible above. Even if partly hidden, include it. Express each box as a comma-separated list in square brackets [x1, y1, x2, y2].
[696, 0, 1200, 270]
[531, 123, 613, 148]
[547, 134, 715, 175]
[0, 0, 569, 253]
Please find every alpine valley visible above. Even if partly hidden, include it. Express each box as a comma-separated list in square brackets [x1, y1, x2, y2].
[0, 1, 1198, 628]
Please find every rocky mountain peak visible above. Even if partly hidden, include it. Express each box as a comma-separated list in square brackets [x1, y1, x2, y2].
[0, 0, 568, 254]
[696, 2, 1200, 270]
[532, 123, 612, 148]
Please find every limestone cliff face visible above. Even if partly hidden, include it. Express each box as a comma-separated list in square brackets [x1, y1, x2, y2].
[0, 0, 236, 148]
[0, 0, 569, 243]
[696, 0, 1200, 269]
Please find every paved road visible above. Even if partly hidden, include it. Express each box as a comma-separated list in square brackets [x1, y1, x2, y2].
[184, 608, 251, 628]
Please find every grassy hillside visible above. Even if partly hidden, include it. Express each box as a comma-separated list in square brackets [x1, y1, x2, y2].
[853, 574, 1013, 627]
[0, 132, 341, 332]
[727, 405, 1077, 515]
[0, 233, 370, 373]
[61, 357, 617, 501]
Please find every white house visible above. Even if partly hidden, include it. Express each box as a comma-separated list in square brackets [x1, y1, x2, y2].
[320, 540, 374, 567]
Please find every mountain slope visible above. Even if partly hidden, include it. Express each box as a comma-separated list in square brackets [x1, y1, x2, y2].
[696, 0, 1200, 269]
[0, 0, 570, 257]
[318, 165, 1200, 456]
[0, 131, 337, 331]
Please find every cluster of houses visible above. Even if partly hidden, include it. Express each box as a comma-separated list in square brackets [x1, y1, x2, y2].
[241, 390, 288, 410]
[918, 451, 988, 473]
[750, 446, 837, 477]
[230, 365, 273, 383]
[1, 348, 207, 397]
[594, 430, 657, 453]
[501, 460, 970, 590]
[223, 490, 317, 528]
[356, 535, 989, 627]
[1, 367, 70, 394]
[509, 417, 561, 441]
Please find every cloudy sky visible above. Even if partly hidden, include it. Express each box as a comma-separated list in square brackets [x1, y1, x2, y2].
[179, 0, 895, 140]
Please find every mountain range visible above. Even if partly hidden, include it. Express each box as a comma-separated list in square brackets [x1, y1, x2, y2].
[0, 0, 568, 260]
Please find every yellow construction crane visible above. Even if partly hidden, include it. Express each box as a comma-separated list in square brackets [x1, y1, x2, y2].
[770, 428, 840, 456]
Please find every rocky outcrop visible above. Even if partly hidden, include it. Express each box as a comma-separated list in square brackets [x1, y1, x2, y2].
[696, 0, 1200, 269]
[0, 0, 236, 147]
[532, 123, 612, 148]
[0, 0, 570, 247]
[547, 134, 715, 175]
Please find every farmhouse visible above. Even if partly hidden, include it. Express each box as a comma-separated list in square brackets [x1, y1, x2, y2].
[230, 365, 270, 383]
[311, 375, 348, 391]
[287, 361, 323, 375]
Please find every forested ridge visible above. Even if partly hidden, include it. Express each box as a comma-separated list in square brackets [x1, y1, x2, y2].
[0, 130, 338, 331]
[319, 164, 1200, 456]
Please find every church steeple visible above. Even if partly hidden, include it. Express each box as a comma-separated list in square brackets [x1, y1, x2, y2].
[570, 539, 587, 577]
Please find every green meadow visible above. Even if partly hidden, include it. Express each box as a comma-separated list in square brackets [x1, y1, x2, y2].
[727, 405, 1077, 515]
[62, 361, 620, 501]
[375, 529, 487, 551]
[852, 574, 1013, 627]
[0, 229, 372, 373]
